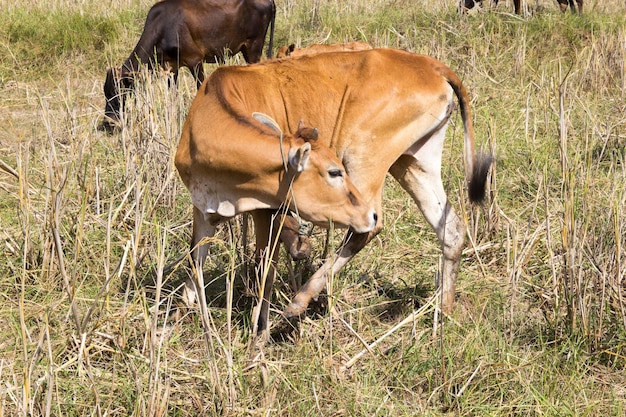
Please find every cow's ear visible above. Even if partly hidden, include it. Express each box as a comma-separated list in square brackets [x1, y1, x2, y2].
[252, 112, 282, 134]
[289, 142, 311, 173]
[287, 44, 295, 56]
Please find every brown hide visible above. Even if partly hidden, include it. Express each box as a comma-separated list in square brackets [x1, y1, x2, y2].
[275, 41, 372, 59]
[175, 74, 379, 336]
[179, 48, 491, 335]
[175, 95, 376, 234]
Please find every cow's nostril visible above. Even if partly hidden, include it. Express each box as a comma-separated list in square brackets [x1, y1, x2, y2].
[373, 212, 378, 224]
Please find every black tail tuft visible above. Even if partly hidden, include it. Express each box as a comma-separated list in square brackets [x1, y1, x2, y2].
[468, 152, 493, 204]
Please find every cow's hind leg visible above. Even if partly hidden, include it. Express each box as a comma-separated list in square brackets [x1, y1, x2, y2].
[558, 0, 582, 13]
[389, 154, 466, 315]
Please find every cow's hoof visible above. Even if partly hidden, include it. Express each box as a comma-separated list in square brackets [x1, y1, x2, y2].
[98, 117, 121, 133]
[283, 301, 307, 319]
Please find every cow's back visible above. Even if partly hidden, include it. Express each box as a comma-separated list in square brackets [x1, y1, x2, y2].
[197, 48, 453, 194]
[216, 48, 448, 130]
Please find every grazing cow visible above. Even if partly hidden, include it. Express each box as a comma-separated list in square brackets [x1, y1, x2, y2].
[460, 0, 582, 14]
[177, 48, 491, 336]
[175, 109, 377, 335]
[275, 41, 372, 59]
[102, 0, 276, 131]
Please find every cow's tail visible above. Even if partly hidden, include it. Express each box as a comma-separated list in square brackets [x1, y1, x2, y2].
[439, 63, 492, 204]
[266, 0, 276, 58]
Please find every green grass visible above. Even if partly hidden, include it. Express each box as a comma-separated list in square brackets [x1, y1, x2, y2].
[1, 0, 626, 415]
[0, 5, 144, 83]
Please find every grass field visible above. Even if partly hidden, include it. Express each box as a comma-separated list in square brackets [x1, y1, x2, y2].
[1, 0, 625, 415]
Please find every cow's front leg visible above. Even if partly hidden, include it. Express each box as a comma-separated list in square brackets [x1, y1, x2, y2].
[183, 207, 216, 306]
[250, 210, 282, 337]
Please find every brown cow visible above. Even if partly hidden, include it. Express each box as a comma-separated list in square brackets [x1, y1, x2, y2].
[460, 0, 582, 14]
[102, 0, 276, 131]
[178, 48, 491, 336]
[275, 41, 373, 59]
[175, 108, 377, 334]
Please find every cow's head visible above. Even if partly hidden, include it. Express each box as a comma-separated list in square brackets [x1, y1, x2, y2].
[101, 68, 133, 132]
[254, 113, 377, 233]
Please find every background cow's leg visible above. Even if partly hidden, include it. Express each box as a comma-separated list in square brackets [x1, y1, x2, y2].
[183, 206, 216, 306]
[389, 154, 466, 315]
[574, 0, 583, 13]
[558, 0, 581, 12]
[190, 61, 205, 88]
[250, 210, 281, 336]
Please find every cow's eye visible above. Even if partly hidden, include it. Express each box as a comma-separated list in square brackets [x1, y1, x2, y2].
[328, 169, 343, 178]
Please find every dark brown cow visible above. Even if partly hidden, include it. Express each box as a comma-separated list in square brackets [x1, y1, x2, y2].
[460, 0, 582, 14]
[102, 0, 276, 131]
[178, 48, 491, 336]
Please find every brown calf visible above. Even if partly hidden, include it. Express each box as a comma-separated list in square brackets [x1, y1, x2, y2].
[178, 48, 491, 336]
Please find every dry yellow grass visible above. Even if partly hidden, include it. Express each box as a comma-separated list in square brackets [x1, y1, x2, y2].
[1, 0, 625, 415]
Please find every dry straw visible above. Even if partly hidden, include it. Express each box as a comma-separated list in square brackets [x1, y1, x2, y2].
[1, 0, 625, 415]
